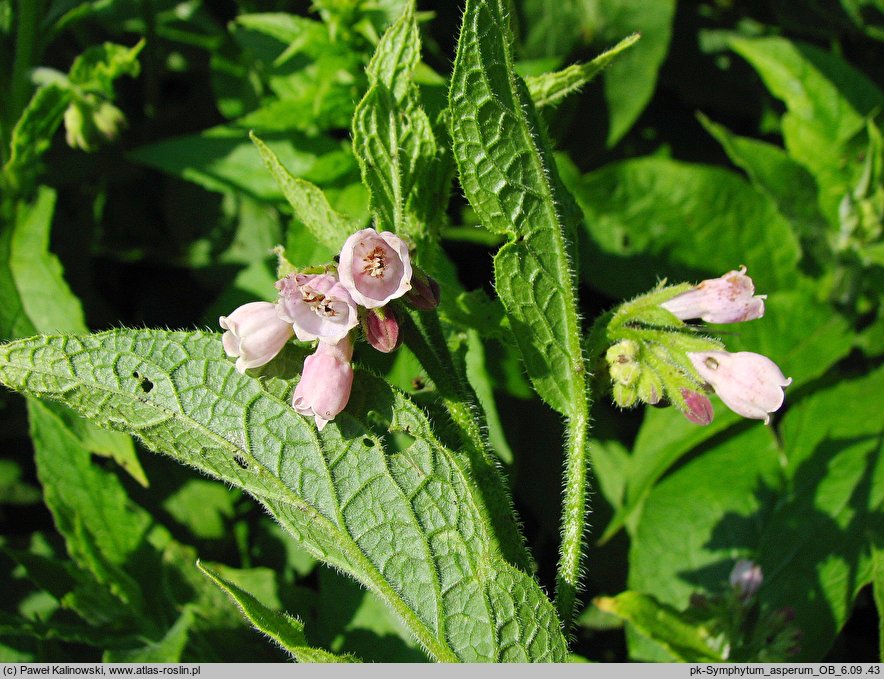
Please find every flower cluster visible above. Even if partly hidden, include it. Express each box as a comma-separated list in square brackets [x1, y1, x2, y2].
[603, 267, 791, 425]
[219, 228, 439, 430]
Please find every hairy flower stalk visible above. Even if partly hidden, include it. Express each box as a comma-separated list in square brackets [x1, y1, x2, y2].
[219, 301, 294, 373]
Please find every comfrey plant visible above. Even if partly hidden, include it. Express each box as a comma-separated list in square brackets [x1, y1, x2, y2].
[2, 0, 839, 664]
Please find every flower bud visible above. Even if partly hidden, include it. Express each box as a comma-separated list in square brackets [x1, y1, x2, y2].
[219, 302, 294, 373]
[680, 388, 714, 425]
[729, 559, 763, 599]
[661, 266, 765, 324]
[338, 228, 412, 309]
[404, 267, 441, 310]
[612, 382, 638, 408]
[363, 306, 401, 353]
[638, 369, 664, 405]
[64, 94, 127, 152]
[606, 340, 641, 387]
[292, 339, 354, 431]
[688, 351, 791, 424]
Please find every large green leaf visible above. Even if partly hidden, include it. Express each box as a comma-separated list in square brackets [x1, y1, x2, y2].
[569, 157, 803, 299]
[449, 0, 586, 418]
[0, 329, 567, 662]
[351, 0, 439, 244]
[729, 36, 884, 223]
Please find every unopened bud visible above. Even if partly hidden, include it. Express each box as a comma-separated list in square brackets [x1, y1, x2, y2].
[606, 340, 641, 387]
[363, 306, 401, 353]
[637, 369, 664, 405]
[612, 382, 638, 408]
[680, 389, 714, 425]
[404, 267, 441, 309]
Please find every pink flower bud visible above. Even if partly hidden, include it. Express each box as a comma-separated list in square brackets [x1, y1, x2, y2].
[680, 388, 714, 425]
[661, 266, 765, 324]
[729, 559, 763, 598]
[219, 302, 294, 374]
[404, 268, 441, 310]
[276, 273, 359, 344]
[292, 339, 354, 431]
[363, 307, 401, 353]
[338, 228, 412, 309]
[688, 351, 792, 424]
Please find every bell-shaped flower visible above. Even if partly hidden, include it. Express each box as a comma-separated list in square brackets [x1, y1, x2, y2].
[688, 351, 792, 424]
[292, 339, 354, 431]
[729, 559, 763, 599]
[276, 273, 359, 344]
[661, 266, 765, 324]
[338, 228, 412, 309]
[219, 301, 293, 374]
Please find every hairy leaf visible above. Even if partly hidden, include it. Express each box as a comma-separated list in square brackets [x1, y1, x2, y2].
[199, 562, 357, 662]
[0, 329, 567, 663]
[525, 34, 640, 109]
[449, 0, 586, 418]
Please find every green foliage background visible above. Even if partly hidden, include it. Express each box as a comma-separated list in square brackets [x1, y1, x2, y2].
[0, 0, 881, 663]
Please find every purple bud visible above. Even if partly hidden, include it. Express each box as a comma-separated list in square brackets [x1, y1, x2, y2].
[681, 389, 714, 425]
[363, 307, 402, 353]
[404, 267, 441, 310]
[729, 559, 763, 598]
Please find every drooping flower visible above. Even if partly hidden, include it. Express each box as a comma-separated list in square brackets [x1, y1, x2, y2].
[730, 559, 763, 599]
[292, 339, 354, 431]
[363, 306, 402, 353]
[661, 266, 765, 324]
[276, 273, 359, 344]
[219, 301, 294, 373]
[688, 351, 792, 423]
[338, 228, 412, 309]
[404, 267, 441, 310]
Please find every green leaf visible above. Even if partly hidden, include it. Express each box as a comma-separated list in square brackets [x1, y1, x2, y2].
[352, 0, 439, 242]
[129, 127, 357, 203]
[584, 0, 675, 146]
[2, 85, 72, 193]
[698, 113, 830, 239]
[728, 36, 884, 221]
[525, 34, 640, 109]
[103, 609, 193, 663]
[595, 592, 723, 662]
[760, 368, 884, 660]
[250, 132, 363, 252]
[569, 157, 802, 299]
[449, 0, 586, 418]
[68, 40, 144, 94]
[199, 562, 356, 663]
[0, 329, 567, 663]
[627, 424, 781, 661]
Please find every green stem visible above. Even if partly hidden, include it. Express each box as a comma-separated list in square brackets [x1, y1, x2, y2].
[555, 409, 590, 628]
[10, 0, 41, 129]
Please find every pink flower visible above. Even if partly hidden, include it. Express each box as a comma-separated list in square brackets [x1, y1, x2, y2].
[219, 302, 293, 374]
[338, 228, 412, 309]
[688, 351, 792, 424]
[662, 266, 765, 324]
[276, 273, 359, 344]
[292, 339, 354, 431]
[729, 559, 763, 599]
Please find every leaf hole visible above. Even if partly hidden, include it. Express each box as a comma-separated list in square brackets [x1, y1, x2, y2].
[362, 437, 374, 448]
[132, 371, 154, 393]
